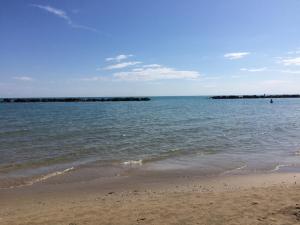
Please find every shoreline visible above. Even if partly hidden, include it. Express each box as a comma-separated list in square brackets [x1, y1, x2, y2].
[2, 152, 300, 191]
[1, 152, 300, 190]
[1, 171, 300, 224]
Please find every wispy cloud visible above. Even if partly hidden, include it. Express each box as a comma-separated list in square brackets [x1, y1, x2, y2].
[142, 64, 162, 68]
[240, 67, 267, 72]
[102, 61, 141, 70]
[105, 54, 133, 62]
[31, 4, 71, 23]
[224, 52, 250, 60]
[79, 76, 108, 81]
[13, 76, 34, 81]
[287, 48, 300, 55]
[31, 4, 98, 32]
[277, 69, 300, 74]
[279, 57, 300, 66]
[113, 66, 201, 81]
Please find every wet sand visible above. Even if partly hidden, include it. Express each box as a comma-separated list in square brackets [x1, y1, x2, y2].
[1, 171, 300, 225]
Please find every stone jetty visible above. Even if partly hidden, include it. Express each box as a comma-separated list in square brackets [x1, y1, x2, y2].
[0, 97, 151, 103]
[211, 94, 300, 99]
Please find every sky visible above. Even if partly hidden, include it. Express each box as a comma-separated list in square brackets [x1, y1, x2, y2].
[1, 0, 300, 97]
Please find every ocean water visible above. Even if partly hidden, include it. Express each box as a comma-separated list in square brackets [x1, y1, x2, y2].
[1, 96, 300, 188]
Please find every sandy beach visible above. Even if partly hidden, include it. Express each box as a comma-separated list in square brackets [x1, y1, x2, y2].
[3, 0, 300, 224]
[1, 172, 300, 225]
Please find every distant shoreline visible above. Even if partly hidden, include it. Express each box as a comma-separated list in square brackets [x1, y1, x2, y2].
[0, 97, 151, 103]
[211, 94, 300, 99]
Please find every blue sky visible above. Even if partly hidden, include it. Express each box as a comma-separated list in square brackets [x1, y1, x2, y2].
[1, 0, 300, 97]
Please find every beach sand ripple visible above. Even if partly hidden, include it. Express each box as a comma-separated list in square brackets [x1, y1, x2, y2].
[1, 173, 300, 225]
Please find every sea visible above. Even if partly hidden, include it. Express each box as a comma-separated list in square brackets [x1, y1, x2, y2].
[1, 96, 300, 188]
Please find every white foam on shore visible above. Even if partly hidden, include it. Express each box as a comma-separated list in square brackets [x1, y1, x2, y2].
[271, 164, 290, 172]
[121, 160, 143, 166]
[294, 151, 300, 156]
[29, 167, 74, 184]
[235, 165, 247, 170]
[222, 164, 247, 175]
[3, 167, 74, 189]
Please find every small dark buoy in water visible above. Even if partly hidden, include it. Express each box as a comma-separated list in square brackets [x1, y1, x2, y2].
[270, 99, 273, 104]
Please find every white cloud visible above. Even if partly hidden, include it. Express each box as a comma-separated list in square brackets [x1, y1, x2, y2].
[224, 52, 250, 60]
[102, 61, 141, 70]
[79, 76, 108, 81]
[240, 67, 267, 72]
[31, 4, 71, 23]
[142, 64, 162, 68]
[287, 51, 300, 55]
[105, 54, 133, 62]
[13, 76, 34, 81]
[278, 69, 300, 74]
[287, 48, 300, 55]
[31, 4, 98, 32]
[113, 66, 201, 81]
[279, 57, 300, 66]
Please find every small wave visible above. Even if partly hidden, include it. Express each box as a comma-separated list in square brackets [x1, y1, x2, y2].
[235, 165, 247, 170]
[121, 160, 143, 166]
[294, 151, 300, 156]
[2, 167, 74, 189]
[270, 164, 289, 172]
[222, 164, 247, 174]
[29, 167, 74, 183]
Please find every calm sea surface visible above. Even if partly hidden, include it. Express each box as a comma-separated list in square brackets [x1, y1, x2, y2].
[1, 96, 300, 187]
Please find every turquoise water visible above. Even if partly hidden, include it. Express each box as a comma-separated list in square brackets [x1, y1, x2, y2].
[1, 96, 300, 187]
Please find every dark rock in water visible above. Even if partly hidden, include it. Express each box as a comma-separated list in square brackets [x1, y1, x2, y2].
[0, 97, 151, 103]
[211, 94, 300, 99]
